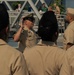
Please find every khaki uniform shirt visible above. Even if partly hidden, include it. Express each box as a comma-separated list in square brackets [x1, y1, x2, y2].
[60, 46, 74, 75]
[63, 21, 74, 50]
[18, 26, 38, 52]
[23, 41, 65, 75]
[0, 39, 28, 75]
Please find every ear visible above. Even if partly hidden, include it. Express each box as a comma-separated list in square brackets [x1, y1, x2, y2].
[55, 32, 58, 35]
[55, 32, 58, 36]
[5, 27, 9, 33]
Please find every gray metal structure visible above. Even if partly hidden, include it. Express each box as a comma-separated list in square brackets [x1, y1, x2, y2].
[0, 0, 65, 34]
[0, 0, 48, 28]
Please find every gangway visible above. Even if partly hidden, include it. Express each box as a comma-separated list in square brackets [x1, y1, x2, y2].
[0, 0, 48, 28]
[0, 0, 65, 35]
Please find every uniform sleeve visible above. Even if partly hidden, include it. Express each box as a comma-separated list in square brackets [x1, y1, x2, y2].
[19, 32, 23, 41]
[60, 53, 71, 75]
[55, 49, 65, 70]
[65, 28, 74, 44]
[12, 53, 28, 75]
[23, 50, 32, 75]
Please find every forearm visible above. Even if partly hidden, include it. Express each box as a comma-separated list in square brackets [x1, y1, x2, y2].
[14, 27, 23, 42]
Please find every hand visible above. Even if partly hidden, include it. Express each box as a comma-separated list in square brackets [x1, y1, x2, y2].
[19, 18, 24, 29]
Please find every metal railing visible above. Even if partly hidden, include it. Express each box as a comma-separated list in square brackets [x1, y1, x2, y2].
[8, 11, 66, 34]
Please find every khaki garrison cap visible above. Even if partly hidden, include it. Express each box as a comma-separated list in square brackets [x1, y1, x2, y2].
[67, 8, 74, 15]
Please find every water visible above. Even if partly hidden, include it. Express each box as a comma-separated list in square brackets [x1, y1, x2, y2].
[8, 38, 18, 48]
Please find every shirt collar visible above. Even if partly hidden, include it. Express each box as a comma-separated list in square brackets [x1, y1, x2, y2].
[70, 21, 74, 25]
[38, 41, 56, 46]
[0, 39, 7, 46]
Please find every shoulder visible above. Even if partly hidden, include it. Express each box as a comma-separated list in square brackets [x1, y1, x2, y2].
[1, 44, 25, 65]
[51, 46, 65, 55]
[6, 44, 23, 58]
[68, 22, 74, 29]
[23, 45, 46, 56]
[20, 29, 28, 38]
[66, 46, 74, 58]
[65, 24, 74, 33]
[23, 46, 39, 61]
[56, 47, 65, 52]
[64, 46, 74, 64]
[23, 46, 38, 54]
[46, 46, 65, 59]
[24, 46, 65, 56]
[56, 47, 65, 56]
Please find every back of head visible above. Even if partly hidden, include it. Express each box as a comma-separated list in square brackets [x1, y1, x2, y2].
[23, 16, 35, 23]
[0, 4, 9, 40]
[38, 11, 58, 42]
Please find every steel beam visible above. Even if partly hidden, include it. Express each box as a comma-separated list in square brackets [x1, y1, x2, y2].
[35, 0, 39, 6]
[40, 0, 48, 8]
[4, 1, 13, 11]
[1, 0, 26, 1]
[11, 1, 27, 27]
[28, 0, 41, 19]
[0, 0, 49, 27]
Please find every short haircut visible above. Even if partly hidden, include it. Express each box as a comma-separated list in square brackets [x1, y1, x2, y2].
[22, 16, 35, 23]
[38, 11, 58, 41]
[0, 3, 9, 32]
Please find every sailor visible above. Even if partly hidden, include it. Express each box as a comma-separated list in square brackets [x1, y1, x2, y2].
[14, 14, 38, 52]
[0, 3, 28, 75]
[23, 11, 65, 75]
[63, 8, 74, 50]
